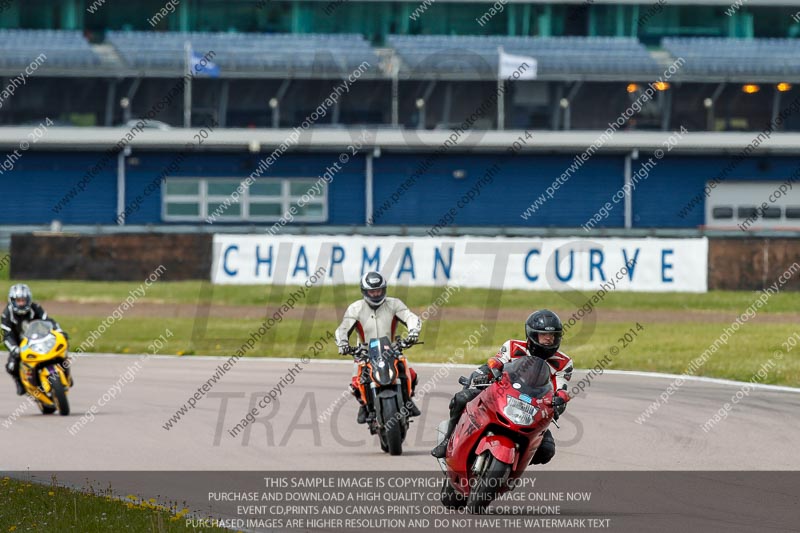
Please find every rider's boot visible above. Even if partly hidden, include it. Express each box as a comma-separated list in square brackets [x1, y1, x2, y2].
[13, 374, 24, 396]
[405, 398, 421, 417]
[431, 415, 459, 458]
[357, 404, 368, 424]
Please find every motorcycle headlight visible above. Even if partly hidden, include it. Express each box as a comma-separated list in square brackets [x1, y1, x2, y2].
[28, 337, 56, 354]
[503, 395, 538, 426]
[377, 358, 394, 381]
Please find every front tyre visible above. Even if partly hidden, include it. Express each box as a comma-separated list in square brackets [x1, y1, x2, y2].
[37, 400, 56, 415]
[441, 478, 467, 510]
[51, 380, 70, 416]
[466, 455, 510, 514]
[381, 398, 403, 456]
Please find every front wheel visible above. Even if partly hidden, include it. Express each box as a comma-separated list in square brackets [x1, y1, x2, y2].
[380, 399, 403, 456]
[441, 478, 467, 510]
[37, 400, 56, 415]
[466, 455, 510, 514]
[51, 379, 70, 416]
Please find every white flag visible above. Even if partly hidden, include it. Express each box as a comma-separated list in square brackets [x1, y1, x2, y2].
[499, 50, 537, 80]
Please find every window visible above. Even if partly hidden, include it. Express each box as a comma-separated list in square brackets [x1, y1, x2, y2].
[712, 206, 734, 219]
[162, 178, 327, 222]
[164, 179, 202, 219]
[249, 180, 286, 219]
[206, 179, 243, 218]
[737, 206, 758, 219]
[707, 182, 800, 229]
[786, 207, 800, 219]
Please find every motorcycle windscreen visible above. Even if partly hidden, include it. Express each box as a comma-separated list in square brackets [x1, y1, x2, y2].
[368, 336, 396, 386]
[23, 320, 54, 341]
[503, 357, 553, 398]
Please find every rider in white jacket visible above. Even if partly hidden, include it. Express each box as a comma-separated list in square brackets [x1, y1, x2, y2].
[336, 271, 422, 424]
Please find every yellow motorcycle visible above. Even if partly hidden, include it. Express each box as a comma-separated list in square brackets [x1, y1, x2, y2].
[19, 320, 71, 416]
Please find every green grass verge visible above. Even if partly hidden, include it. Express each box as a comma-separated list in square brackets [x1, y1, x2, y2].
[2, 254, 797, 386]
[2, 279, 798, 313]
[0, 476, 229, 533]
[0, 251, 9, 282]
[63, 316, 800, 386]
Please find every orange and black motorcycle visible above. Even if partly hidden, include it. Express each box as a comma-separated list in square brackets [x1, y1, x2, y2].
[349, 336, 418, 456]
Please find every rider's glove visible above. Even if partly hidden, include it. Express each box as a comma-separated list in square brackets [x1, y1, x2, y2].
[407, 329, 419, 344]
[338, 342, 351, 355]
[553, 388, 570, 417]
[486, 358, 504, 381]
[469, 369, 488, 385]
[6, 357, 16, 373]
[7, 346, 20, 370]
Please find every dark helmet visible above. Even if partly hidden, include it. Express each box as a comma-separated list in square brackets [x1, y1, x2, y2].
[360, 271, 387, 308]
[525, 309, 563, 359]
[8, 284, 32, 316]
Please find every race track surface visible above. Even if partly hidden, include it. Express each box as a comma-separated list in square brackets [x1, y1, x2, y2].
[2, 354, 798, 472]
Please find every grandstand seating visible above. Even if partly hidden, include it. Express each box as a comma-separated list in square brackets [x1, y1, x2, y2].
[106, 31, 380, 74]
[0, 29, 800, 79]
[662, 37, 800, 76]
[0, 29, 99, 68]
[3, 29, 800, 80]
[387, 35, 660, 78]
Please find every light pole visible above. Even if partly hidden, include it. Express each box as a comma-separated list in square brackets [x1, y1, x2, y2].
[560, 98, 570, 130]
[703, 97, 713, 131]
[120, 97, 131, 124]
[269, 98, 280, 129]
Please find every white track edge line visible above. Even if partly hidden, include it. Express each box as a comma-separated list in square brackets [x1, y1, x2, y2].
[75, 353, 800, 394]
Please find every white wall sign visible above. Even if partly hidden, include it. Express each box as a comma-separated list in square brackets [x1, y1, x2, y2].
[212, 235, 708, 292]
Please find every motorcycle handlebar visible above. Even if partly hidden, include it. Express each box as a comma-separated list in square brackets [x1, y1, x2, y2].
[351, 345, 368, 360]
[458, 375, 494, 389]
[348, 337, 419, 360]
[455, 374, 568, 411]
[393, 337, 421, 351]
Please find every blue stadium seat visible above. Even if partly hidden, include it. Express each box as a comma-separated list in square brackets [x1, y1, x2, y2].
[386, 34, 659, 78]
[105, 31, 379, 75]
[661, 37, 800, 76]
[0, 29, 99, 69]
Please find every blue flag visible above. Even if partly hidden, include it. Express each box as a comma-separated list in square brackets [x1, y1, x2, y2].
[190, 50, 220, 77]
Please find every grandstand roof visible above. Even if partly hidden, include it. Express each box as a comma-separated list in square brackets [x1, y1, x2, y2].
[298, 0, 800, 4]
[2, 127, 800, 155]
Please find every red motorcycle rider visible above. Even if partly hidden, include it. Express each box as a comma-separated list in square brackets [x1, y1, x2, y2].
[431, 309, 572, 462]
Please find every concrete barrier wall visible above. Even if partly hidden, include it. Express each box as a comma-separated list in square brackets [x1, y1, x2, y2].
[708, 238, 800, 291]
[9, 233, 800, 290]
[10, 233, 212, 281]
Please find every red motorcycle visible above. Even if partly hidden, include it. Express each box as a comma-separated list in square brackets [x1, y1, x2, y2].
[435, 356, 569, 514]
